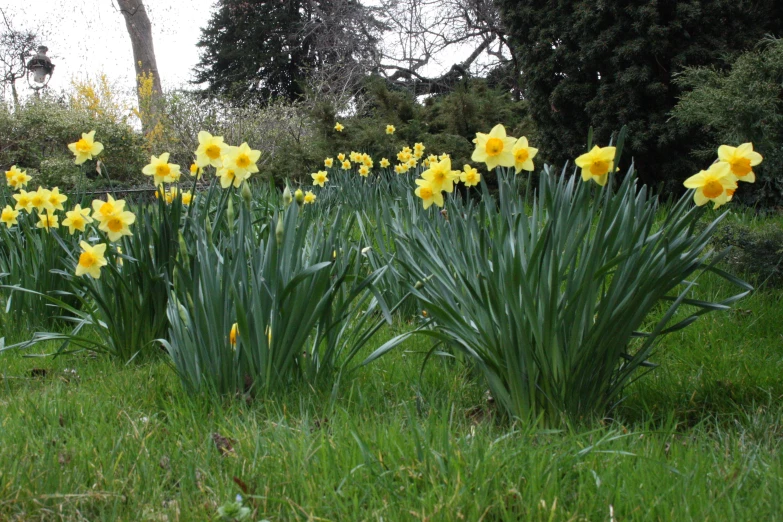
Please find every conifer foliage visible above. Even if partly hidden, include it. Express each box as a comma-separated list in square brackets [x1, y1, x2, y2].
[495, 0, 783, 185]
[194, 0, 381, 103]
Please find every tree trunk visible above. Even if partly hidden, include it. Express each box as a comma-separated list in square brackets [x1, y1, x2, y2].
[116, 0, 162, 131]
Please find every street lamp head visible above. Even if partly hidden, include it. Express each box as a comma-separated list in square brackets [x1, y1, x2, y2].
[26, 45, 55, 85]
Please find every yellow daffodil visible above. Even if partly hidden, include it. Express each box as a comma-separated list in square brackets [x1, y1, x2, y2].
[386, 124, 396, 135]
[395, 164, 409, 174]
[68, 130, 104, 165]
[575, 145, 617, 186]
[1, 205, 19, 227]
[165, 187, 179, 204]
[512, 137, 538, 173]
[349, 151, 361, 162]
[47, 187, 68, 211]
[217, 165, 251, 189]
[324, 157, 334, 168]
[29, 187, 54, 214]
[98, 208, 136, 242]
[421, 156, 459, 193]
[414, 179, 444, 209]
[683, 162, 737, 209]
[337, 153, 346, 162]
[312, 170, 328, 187]
[189, 162, 203, 179]
[414, 142, 425, 158]
[75, 241, 108, 279]
[359, 165, 370, 177]
[472, 124, 516, 170]
[36, 212, 59, 231]
[230, 323, 238, 347]
[718, 143, 763, 183]
[223, 142, 261, 177]
[303, 191, 316, 204]
[341, 160, 352, 170]
[181, 191, 193, 205]
[334, 122, 344, 132]
[13, 189, 33, 213]
[362, 155, 373, 168]
[195, 131, 228, 169]
[407, 159, 418, 169]
[62, 204, 92, 234]
[397, 150, 412, 163]
[91, 195, 126, 222]
[142, 153, 180, 186]
[5, 165, 20, 183]
[460, 165, 481, 187]
[11, 172, 30, 190]
[380, 158, 390, 168]
[5, 165, 30, 189]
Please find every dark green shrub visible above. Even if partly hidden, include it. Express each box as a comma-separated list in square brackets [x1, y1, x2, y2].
[310, 77, 532, 177]
[712, 220, 783, 288]
[673, 37, 783, 208]
[0, 96, 147, 188]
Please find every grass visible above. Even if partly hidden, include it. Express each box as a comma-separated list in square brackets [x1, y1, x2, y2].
[1, 268, 782, 521]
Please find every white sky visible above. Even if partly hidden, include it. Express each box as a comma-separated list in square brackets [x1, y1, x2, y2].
[2, 0, 215, 102]
[2, 0, 497, 106]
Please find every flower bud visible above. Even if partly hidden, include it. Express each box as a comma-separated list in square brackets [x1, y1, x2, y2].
[414, 280, 425, 289]
[294, 188, 304, 206]
[283, 185, 293, 207]
[276, 214, 284, 245]
[205, 216, 213, 246]
[241, 182, 252, 206]
[177, 232, 189, 264]
[226, 197, 235, 224]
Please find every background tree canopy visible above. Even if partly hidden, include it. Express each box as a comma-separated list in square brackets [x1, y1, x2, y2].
[494, 0, 783, 187]
[193, 0, 382, 103]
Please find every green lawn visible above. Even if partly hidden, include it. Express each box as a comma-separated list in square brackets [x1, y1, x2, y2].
[2, 273, 782, 521]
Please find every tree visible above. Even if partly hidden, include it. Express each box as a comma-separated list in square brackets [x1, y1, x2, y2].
[377, 0, 518, 96]
[114, 0, 162, 130]
[495, 0, 783, 186]
[0, 8, 40, 110]
[194, 0, 382, 103]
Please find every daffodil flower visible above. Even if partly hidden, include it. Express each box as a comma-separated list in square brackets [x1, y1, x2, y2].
[575, 145, 617, 186]
[68, 130, 104, 165]
[472, 124, 517, 170]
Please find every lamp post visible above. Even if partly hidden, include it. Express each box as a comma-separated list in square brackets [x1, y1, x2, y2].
[26, 45, 55, 96]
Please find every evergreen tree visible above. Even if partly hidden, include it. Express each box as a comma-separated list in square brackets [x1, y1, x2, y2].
[495, 0, 783, 186]
[194, 0, 381, 103]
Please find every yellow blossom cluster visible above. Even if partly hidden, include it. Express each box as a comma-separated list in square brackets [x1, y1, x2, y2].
[414, 158, 482, 210]
[4, 128, 137, 281]
[5, 186, 68, 232]
[193, 131, 261, 189]
[393, 143, 426, 174]
[471, 124, 538, 173]
[4, 165, 32, 191]
[683, 143, 762, 209]
[156, 186, 194, 206]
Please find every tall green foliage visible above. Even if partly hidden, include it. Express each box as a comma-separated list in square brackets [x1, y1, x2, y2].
[495, 0, 783, 187]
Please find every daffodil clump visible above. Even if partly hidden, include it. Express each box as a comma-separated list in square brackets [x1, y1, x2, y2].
[4, 165, 32, 191]
[3, 131, 137, 281]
